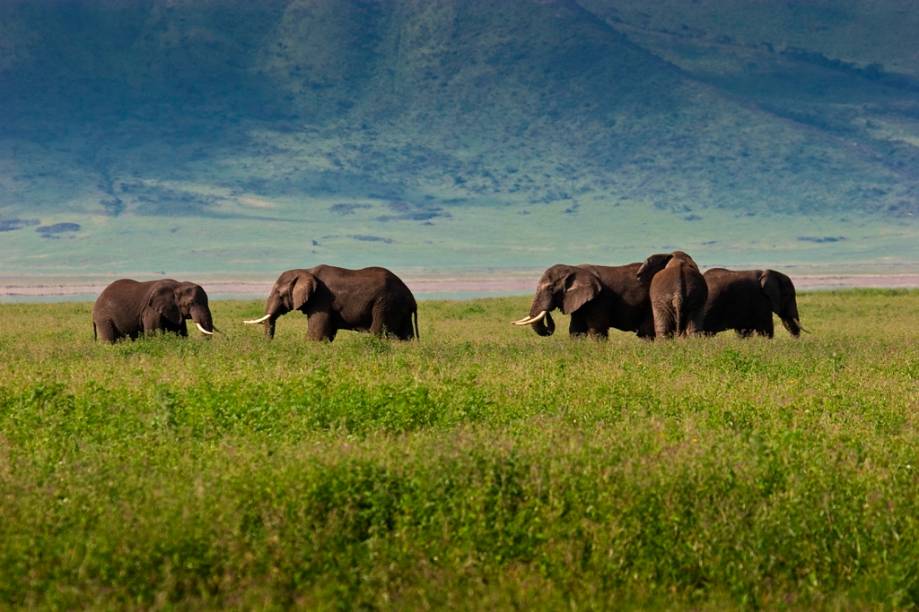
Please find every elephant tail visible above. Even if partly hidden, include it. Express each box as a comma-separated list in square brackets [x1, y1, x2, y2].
[673, 292, 683, 336]
[93, 321, 97, 342]
[412, 308, 419, 341]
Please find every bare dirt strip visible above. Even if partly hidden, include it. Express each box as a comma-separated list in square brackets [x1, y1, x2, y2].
[2, 272, 918, 301]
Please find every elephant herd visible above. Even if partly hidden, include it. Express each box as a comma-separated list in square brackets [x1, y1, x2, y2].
[91, 254, 804, 344]
[512, 251, 803, 340]
[92, 265, 417, 343]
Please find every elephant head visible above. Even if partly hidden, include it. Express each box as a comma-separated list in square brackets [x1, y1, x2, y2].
[513, 265, 601, 335]
[243, 269, 317, 338]
[760, 270, 803, 336]
[636, 251, 698, 282]
[148, 281, 216, 335]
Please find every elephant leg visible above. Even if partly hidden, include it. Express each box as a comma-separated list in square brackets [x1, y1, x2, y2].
[369, 302, 387, 337]
[637, 314, 655, 339]
[568, 315, 589, 338]
[756, 317, 775, 338]
[95, 319, 118, 344]
[379, 308, 413, 340]
[307, 312, 336, 342]
[179, 320, 188, 337]
[736, 328, 753, 339]
[587, 327, 608, 341]
[653, 304, 674, 339]
[394, 315, 414, 340]
[142, 311, 162, 336]
[685, 309, 705, 336]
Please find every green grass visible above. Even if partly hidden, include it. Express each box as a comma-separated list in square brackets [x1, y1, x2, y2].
[0, 291, 917, 609]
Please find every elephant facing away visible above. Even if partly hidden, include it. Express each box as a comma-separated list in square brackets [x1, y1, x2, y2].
[513, 263, 654, 339]
[244, 265, 418, 342]
[93, 279, 217, 343]
[702, 268, 804, 337]
[637, 251, 707, 338]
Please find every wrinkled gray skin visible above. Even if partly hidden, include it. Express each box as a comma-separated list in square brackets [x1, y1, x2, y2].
[253, 265, 418, 342]
[92, 279, 215, 343]
[702, 268, 802, 337]
[521, 263, 654, 339]
[637, 251, 707, 338]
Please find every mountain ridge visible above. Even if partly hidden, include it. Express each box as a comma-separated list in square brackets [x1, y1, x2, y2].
[1, 0, 916, 275]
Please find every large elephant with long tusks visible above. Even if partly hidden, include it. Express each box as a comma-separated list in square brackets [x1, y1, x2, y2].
[244, 265, 418, 342]
[702, 268, 805, 338]
[92, 279, 218, 343]
[513, 263, 654, 340]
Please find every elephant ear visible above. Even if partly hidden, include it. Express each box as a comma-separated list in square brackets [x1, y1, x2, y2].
[637, 253, 672, 281]
[562, 270, 601, 314]
[290, 272, 316, 311]
[760, 270, 782, 313]
[149, 284, 182, 325]
[173, 283, 198, 311]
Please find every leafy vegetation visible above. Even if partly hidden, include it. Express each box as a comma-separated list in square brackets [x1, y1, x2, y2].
[1, 291, 917, 608]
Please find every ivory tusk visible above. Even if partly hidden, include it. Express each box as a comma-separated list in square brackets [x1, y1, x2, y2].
[512, 310, 547, 326]
[243, 314, 272, 324]
[796, 319, 811, 333]
[195, 322, 214, 335]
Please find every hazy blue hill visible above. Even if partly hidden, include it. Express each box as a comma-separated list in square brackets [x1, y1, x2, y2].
[0, 0, 916, 277]
[579, 0, 919, 77]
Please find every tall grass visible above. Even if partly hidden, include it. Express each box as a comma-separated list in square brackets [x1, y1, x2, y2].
[0, 291, 917, 608]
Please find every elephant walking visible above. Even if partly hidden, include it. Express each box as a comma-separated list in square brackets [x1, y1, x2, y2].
[244, 265, 418, 342]
[702, 268, 804, 337]
[637, 251, 707, 338]
[512, 263, 654, 339]
[92, 279, 217, 343]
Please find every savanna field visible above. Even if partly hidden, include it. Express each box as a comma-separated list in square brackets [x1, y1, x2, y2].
[0, 290, 917, 609]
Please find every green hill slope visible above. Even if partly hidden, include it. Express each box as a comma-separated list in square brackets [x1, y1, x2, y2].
[0, 0, 916, 276]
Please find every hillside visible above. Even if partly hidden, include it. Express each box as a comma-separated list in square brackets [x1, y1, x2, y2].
[0, 0, 917, 277]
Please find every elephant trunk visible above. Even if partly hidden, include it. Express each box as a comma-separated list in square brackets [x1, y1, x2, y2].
[781, 316, 802, 337]
[780, 301, 802, 337]
[532, 311, 556, 336]
[190, 304, 216, 335]
[521, 292, 556, 336]
[263, 292, 285, 339]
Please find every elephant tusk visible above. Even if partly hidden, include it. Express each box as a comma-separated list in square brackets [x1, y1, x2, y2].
[195, 322, 215, 335]
[243, 314, 272, 324]
[796, 319, 811, 333]
[512, 310, 547, 326]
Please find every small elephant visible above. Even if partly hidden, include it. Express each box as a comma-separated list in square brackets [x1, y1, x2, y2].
[513, 263, 654, 339]
[703, 268, 804, 337]
[244, 265, 418, 341]
[637, 251, 707, 338]
[93, 279, 217, 343]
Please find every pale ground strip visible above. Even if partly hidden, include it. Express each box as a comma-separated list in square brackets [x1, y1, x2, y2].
[2, 273, 918, 301]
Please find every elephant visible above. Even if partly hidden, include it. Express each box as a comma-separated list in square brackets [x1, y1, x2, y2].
[243, 265, 418, 342]
[512, 263, 655, 339]
[636, 251, 707, 338]
[702, 268, 804, 337]
[92, 279, 217, 343]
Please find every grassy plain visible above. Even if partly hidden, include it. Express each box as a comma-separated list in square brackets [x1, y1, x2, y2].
[0, 290, 917, 609]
